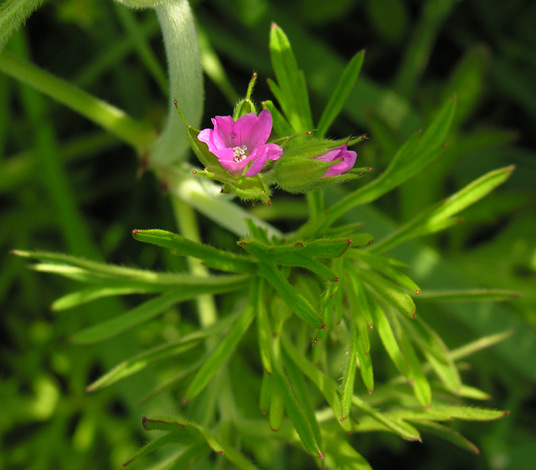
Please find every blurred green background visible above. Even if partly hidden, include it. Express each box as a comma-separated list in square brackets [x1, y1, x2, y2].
[1, 0, 535, 468]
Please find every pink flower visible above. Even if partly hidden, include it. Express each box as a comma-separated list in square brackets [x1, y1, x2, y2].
[197, 109, 283, 177]
[314, 145, 357, 177]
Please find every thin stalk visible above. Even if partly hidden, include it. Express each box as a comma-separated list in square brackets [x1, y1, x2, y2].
[171, 195, 218, 329]
[306, 190, 324, 221]
[0, 51, 156, 152]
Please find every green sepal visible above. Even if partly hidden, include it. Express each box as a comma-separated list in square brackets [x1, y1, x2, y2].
[233, 98, 257, 120]
[273, 156, 332, 193]
[224, 174, 272, 204]
[187, 126, 221, 168]
[233, 72, 258, 120]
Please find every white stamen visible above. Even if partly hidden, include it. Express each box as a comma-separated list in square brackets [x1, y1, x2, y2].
[233, 145, 248, 162]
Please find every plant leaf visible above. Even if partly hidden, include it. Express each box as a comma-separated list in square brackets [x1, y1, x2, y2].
[316, 50, 365, 137]
[133, 229, 256, 273]
[86, 313, 239, 392]
[370, 303, 411, 380]
[72, 278, 246, 344]
[415, 288, 522, 302]
[281, 337, 352, 432]
[340, 322, 359, 422]
[269, 23, 313, 132]
[184, 291, 256, 400]
[371, 166, 515, 253]
[281, 344, 323, 450]
[352, 395, 421, 441]
[272, 364, 323, 459]
[361, 269, 416, 319]
[257, 260, 324, 329]
[140, 417, 260, 470]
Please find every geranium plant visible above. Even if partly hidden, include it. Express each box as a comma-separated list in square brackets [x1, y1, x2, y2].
[0, 1, 522, 469]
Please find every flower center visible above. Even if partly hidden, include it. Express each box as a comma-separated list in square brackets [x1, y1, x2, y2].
[233, 145, 248, 162]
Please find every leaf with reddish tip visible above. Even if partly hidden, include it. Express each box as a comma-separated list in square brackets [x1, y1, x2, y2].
[399, 332, 431, 407]
[281, 345, 323, 449]
[414, 288, 522, 302]
[272, 364, 323, 459]
[260, 371, 272, 416]
[269, 377, 285, 432]
[387, 406, 509, 423]
[349, 249, 421, 293]
[417, 421, 480, 454]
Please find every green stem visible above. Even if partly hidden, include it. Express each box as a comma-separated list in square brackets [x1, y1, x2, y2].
[306, 190, 324, 221]
[0, 51, 156, 152]
[171, 195, 217, 329]
[150, 0, 204, 168]
[163, 165, 282, 239]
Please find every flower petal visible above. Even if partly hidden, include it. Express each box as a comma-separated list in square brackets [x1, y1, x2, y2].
[323, 149, 357, 177]
[239, 109, 273, 151]
[264, 143, 284, 161]
[212, 115, 237, 148]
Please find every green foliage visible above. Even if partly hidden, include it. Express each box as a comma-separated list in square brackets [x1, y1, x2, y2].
[2, 1, 535, 469]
